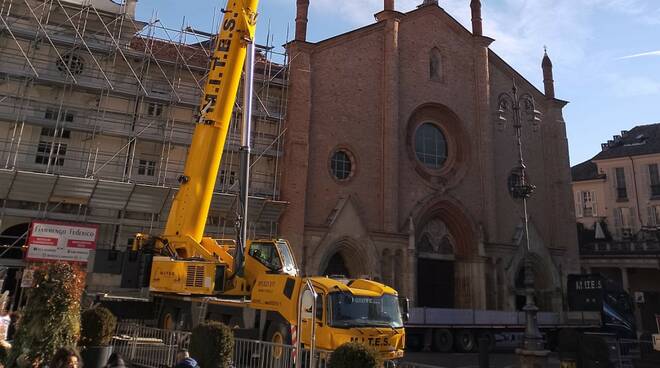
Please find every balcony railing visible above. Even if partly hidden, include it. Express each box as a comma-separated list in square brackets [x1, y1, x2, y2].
[580, 241, 660, 256]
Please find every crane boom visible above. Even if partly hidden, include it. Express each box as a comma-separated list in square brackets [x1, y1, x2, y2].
[162, 0, 259, 259]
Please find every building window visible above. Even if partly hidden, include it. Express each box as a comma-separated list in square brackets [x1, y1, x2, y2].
[613, 207, 632, 239]
[615, 167, 627, 200]
[330, 150, 353, 181]
[44, 108, 74, 123]
[647, 205, 660, 227]
[649, 164, 660, 197]
[41, 127, 71, 139]
[137, 160, 156, 176]
[430, 48, 443, 81]
[146, 102, 163, 117]
[219, 170, 236, 187]
[575, 191, 598, 218]
[35, 141, 66, 166]
[56, 54, 84, 76]
[414, 123, 447, 169]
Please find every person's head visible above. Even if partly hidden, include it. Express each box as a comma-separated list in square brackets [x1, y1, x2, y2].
[50, 347, 81, 368]
[176, 349, 190, 362]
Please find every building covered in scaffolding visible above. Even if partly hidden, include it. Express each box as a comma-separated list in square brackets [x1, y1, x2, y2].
[0, 0, 289, 295]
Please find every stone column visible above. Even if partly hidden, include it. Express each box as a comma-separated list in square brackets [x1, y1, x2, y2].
[295, 0, 310, 42]
[407, 217, 417, 305]
[472, 34, 497, 241]
[279, 40, 313, 273]
[375, 5, 402, 233]
[470, 0, 483, 36]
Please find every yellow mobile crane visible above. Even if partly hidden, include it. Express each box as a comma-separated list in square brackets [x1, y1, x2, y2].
[125, 0, 406, 364]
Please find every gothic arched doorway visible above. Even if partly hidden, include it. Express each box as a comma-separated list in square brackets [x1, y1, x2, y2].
[323, 252, 350, 277]
[417, 219, 456, 308]
[318, 237, 372, 278]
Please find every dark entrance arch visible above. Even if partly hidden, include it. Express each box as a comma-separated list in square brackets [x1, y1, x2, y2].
[0, 223, 28, 259]
[322, 253, 350, 277]
[318, 237, 372, 279]
[0, 223, 29, 311]
[414, 199, 477, 308]
[416, 219, 455, 308]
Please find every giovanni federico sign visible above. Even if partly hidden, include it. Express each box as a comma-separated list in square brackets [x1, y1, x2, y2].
[26, 221, 99, 263]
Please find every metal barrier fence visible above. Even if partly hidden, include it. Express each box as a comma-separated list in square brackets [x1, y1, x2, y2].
[112, 323, 191, 368]
[614, 338, 641, 368]
[111, 322, 443, 368]
[234, 338, 296, 368]
[598, 336, 658, 368]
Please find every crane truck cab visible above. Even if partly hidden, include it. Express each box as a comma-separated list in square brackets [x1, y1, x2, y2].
[299, 277, 406, 363]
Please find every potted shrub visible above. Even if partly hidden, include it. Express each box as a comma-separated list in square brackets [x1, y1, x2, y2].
[80, 307, 117, 368]
[328, 342, 380, 368]
[189, 321, 234, 368]
[6, 263, 84, 368]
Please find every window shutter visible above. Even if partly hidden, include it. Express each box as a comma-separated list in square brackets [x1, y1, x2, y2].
[611, 168, 618, 199]
[575, 191, 583, 218]
[647, 164, 653, 197]
[622, 207, 632, 228]
[591, 191, 598, 217]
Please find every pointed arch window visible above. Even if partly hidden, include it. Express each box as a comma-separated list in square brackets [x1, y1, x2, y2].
[430, 48, 443, 81]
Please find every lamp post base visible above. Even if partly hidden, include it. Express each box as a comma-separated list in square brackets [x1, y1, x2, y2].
[516, 348, 551, 368]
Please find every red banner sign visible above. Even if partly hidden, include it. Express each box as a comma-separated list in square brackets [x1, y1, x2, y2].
[26, 221, 98, 263]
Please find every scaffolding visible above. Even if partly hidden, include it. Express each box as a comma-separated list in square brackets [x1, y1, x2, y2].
[0, 0, 290, 249]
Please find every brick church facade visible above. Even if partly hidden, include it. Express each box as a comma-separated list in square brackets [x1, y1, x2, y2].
[279, 0, 579, 311]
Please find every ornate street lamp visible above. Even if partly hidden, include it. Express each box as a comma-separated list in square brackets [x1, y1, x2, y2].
[497, 81, 545, 352]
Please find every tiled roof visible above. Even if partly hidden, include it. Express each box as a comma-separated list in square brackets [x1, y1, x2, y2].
[593, 123, 660, 160]
[571, 160, 604, 182]
[129, 37, 278, 71]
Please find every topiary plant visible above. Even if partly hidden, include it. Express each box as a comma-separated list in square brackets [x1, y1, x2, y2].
[80, 307, 117, 347]
[189, 321, 234, 368]
[328, 342, 380, 368]
[7, 263, 85, 368]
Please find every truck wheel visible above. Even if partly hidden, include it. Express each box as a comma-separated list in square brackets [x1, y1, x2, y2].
[159, 306, 177, 330]
[477, 330, 496, 352]
[432, 329, 454, 352]
[266, 322, 291, 363]
[454, 329, 476, 353]
[158, 303, 192, 331]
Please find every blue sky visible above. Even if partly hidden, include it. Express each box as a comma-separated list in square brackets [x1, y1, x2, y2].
[136, 0, 659, 166]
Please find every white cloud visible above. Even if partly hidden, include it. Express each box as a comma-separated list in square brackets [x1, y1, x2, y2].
[303, 0, 657, 91]
[620, 50, 660, 59]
